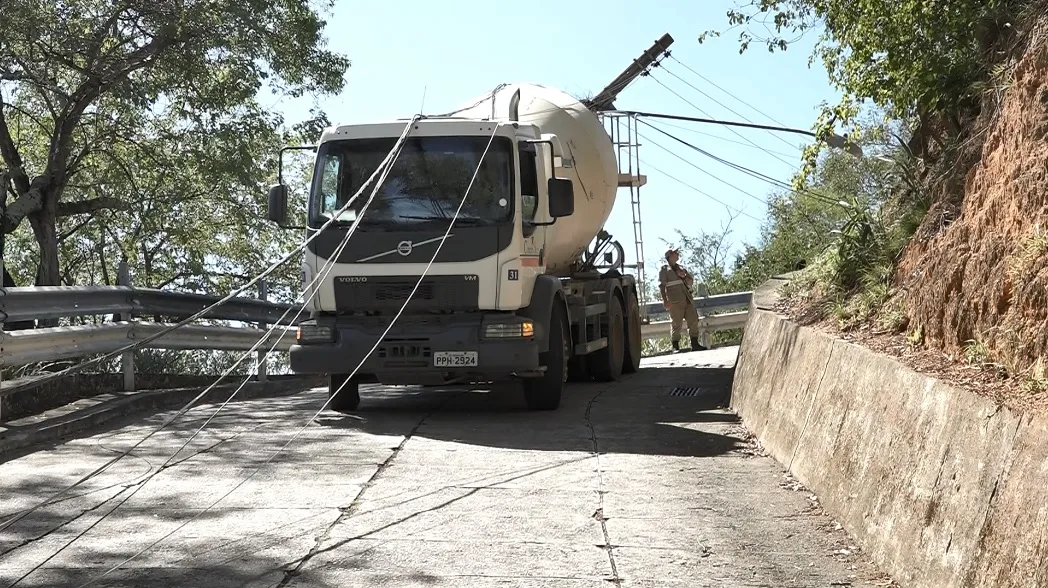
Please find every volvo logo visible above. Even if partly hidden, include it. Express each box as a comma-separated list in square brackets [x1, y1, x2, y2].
[338, 276, 368, 283]
[357, 235, 452, 263]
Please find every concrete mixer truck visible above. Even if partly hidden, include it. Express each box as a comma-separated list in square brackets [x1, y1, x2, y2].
[266, 83, 646, 412]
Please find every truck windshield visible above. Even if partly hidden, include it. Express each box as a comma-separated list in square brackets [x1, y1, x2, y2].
[310, 136, 514, 227]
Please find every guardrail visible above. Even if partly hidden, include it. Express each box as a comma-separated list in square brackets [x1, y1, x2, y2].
[0, 280, 752, 393]
[640, 291, 752, 346]
[1, 322, 296, 366]
[0, 286, 303, 325]
[0, 278, 301, 395]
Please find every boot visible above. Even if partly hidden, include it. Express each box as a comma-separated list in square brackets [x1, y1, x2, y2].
[671, 339, 681, 352]
[690, 336, 707, 352]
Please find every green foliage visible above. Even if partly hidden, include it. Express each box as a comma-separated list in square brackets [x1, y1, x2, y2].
[4, 107, 311, 299]
[0, 0, 348, 285]
[668, 114, 926, 332]
[702, 0, 1023, 182]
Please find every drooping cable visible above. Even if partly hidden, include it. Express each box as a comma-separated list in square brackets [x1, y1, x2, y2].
[646, 118, 797, 159]
[638, 119, 841, 207]
[637, 128, 771, 206]
[668, 56, 792, 129]
[638, 158, 762, 222]
[3, 125, 415, 585]
[647, 70, 799, 169]
[0, 116, 421, 535]
[0, 115, 422, 399]
[660, 60, 802, 153]
[638, 130, 843, 232]
[77, 125, 501, 587]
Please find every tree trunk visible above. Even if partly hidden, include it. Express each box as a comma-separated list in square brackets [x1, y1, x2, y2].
[29, 190, 60, 287]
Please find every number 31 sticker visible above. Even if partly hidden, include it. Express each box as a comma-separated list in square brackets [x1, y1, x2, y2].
[508, 269, 519, 281]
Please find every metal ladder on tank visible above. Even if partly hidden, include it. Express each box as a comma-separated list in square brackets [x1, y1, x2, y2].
[604, 112, 649, 323]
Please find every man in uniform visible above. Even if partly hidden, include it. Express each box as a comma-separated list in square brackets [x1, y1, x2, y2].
[658, 247, 706, 352]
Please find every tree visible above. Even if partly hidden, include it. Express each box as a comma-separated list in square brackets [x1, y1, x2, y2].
[703, 0, 1021, 180]
[660, 212, 739, 296]
[665, 116, 907, 294]
[0, 0, 348, 285]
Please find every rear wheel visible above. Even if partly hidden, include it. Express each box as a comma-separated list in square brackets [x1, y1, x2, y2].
[622, 289, 643, 374]
[590, 293, 625, 382]
[523, 302, 568, 410]
[328, 374, 361, 413]
[567, 325, 589, 382]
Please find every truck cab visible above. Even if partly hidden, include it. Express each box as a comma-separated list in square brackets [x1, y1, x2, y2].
[267, 117, 579, 410]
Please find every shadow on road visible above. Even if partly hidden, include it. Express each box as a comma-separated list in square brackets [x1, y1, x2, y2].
[0, 361, 745, 587]
[314, 364, 745, 460]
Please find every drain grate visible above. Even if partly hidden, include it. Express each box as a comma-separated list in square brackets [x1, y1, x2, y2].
[666, 386, 707, 397]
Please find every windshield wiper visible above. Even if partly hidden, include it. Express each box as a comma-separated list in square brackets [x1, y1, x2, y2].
[398, 215, 487, 225]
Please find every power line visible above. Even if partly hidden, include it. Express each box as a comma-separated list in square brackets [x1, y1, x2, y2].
[642, 121, 796, 193]
[639, 158, 762, 222]
[644, 118, 797, 159]
[638, 119, 841, 207]
[637, 127, 843, 230]
[636, 128, 774, 209]
[669, 55, 789, 127]
[659, 63, 803, 154]
[10, 140, 418, 585]
[0, 117, 424, 536]
[662, 56, 800, 151]
[8, 119, 427, 580]
[78, 126, 503, 587]
[646, 70, 798, 169]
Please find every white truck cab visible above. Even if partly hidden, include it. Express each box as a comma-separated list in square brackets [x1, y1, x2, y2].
[267, 85, 643, 413]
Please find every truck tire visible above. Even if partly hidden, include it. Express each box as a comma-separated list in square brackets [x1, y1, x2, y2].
[523, 303, 568, 410]
[567, 356, 589, 382]
[328, 374, 361, 413]
[590, 293, 624, 382]
[623, 289, 643, 374]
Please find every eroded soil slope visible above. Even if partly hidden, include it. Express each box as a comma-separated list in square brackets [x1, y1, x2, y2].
[896, 22, 1048, 380]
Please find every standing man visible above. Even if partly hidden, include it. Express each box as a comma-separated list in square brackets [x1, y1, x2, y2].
[658, 247, 706, 352]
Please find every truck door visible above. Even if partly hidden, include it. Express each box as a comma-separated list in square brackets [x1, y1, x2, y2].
[518, 143, 545, 278]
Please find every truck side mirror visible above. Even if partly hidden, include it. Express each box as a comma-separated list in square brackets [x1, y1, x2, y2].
[548, 178, 574, 218]
[268, 184, 288, 227]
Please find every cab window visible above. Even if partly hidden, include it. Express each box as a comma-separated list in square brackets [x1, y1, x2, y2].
[518, 145, 539, 229]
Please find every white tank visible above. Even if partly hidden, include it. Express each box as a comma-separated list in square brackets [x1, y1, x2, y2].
[451, 84, 618, 276]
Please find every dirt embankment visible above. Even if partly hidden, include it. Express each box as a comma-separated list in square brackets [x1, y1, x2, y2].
[895, 19, 1048, 386]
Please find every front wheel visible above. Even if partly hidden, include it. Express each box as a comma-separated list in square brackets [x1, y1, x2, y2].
[523, 303, 568, 411]
[328, 373, 361, 413]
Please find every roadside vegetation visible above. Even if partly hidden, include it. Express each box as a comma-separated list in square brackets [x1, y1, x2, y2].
[670, 0, 1048, 406]
[0, 1, 346, 378]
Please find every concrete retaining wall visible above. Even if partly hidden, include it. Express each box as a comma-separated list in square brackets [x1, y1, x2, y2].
[731, 280, 1047, 588]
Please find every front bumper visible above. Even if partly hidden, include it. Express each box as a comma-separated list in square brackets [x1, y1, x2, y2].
[289, 313, 540, 383]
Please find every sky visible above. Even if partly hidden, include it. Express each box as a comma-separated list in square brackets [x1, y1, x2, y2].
[273, 0, 841, 277]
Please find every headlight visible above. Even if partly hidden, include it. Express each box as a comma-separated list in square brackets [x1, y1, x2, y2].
[296, 323, 335, 344]
[484, 320, 534, 338]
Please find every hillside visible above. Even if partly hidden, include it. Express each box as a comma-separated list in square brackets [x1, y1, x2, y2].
[699, 1, 1048, 411]
[895, 19, 1048, 387]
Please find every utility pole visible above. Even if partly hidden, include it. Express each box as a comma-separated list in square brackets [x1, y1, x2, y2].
[588, 33, 674, 323]
[584, 33, 674, 112]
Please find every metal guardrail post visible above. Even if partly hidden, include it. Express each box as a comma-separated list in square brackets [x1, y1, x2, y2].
[118, 261, 135, 392]
[696, 297, 712, 349]
[256, 279, 268, 383]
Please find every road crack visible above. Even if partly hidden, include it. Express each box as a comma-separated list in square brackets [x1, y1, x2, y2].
[584, 388, 621, 586]
[275, 396, 456, 588]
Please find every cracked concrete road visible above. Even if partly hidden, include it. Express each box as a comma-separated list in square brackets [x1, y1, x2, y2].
[0, 347, 891, 587]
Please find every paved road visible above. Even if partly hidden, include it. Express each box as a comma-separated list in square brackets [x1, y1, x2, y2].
[0, 347, 890, 587]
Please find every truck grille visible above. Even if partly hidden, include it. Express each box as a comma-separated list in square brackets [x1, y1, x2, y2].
[334, 275, 479, 313]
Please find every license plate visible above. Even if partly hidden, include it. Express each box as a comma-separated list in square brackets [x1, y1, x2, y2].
[433, 351, 478, 367]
